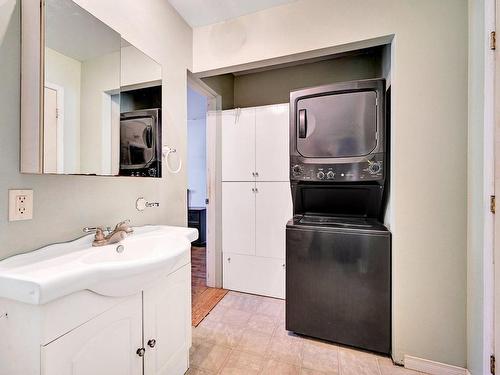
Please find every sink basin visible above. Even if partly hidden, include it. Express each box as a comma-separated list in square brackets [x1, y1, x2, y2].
[0, 225, 198, 305]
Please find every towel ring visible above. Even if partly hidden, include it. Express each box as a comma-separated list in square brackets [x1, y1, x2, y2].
[162, 146, 182, 174]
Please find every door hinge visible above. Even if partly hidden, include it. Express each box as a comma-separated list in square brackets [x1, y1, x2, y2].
[491, 354, 496, 374]
[491, 31, 496, 50]
[491, 195, 496, 214]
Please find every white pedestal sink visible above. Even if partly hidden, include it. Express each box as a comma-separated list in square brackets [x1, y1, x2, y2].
[0, 225, 197, 375]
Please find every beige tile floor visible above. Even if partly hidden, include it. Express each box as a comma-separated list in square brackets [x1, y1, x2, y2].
[188, 291, 426, 375]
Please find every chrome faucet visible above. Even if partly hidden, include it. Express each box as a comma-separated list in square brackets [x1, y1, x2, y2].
[83, 220, 134, 247]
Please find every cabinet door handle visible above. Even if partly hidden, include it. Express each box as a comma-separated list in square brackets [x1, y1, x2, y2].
[136, 348, 146, 357]
[255, 188, 259, 193]
[147, 339, 156, 348]
[255, 172, 259, 177]
[227, 257, 231, 262]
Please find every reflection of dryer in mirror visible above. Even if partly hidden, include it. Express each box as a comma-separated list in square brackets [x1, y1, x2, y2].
[119, 108, 162, 177]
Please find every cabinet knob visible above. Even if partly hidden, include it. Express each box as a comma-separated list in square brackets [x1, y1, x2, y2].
[136, 348, 146, 357]
[255, 172, 259, 177]
[147, 339, 156, 348]
[227, 257, 231, 262]
[282, 264, 286, 268]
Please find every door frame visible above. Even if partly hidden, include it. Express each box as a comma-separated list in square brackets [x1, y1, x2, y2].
[187, 71, 222, 288]
[44, 81, 64, 173]
[490, 0, 497, 369]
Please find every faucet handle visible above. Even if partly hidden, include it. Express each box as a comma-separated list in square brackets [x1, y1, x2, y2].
[83, 226, 112, 234]
[115, 220, 134, 234]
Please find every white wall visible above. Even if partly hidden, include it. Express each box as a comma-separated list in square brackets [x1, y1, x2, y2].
[187, 87, 207, 207]
[193, 0, 468, 367]
[45, 47, 81, 173]
[0, 0, 192, 259]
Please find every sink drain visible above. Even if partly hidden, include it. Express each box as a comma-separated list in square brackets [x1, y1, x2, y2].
[116, 244, 125, 253]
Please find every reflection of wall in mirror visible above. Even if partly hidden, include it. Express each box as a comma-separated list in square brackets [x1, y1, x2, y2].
[45, 47, 81, 174]
[121, 45, 161, 88]
[79, 51, 120, 175]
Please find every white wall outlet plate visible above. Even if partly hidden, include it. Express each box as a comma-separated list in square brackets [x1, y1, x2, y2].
[8, 189, 33, 221]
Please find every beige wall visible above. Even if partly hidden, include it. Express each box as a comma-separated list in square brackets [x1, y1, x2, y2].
[0, 0, 192, 258]
[233, 50, 382, 108]
[201, 74, 235, 109]
[202, 49, 383, 109]
[193, 0, 468, 367]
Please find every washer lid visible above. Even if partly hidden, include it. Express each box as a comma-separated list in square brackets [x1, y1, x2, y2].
[289, 215, 389, 233]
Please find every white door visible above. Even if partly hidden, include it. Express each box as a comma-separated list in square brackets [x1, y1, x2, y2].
[41, 295, 143, 375]
[143, 265, 190, 375]
[221, 108, 256, 181]
[255, 104, 290, 182]
[222, 182, 256, 255]
[255, 182, 293, 259]
[223, 253, 285, 299]
[43, 86, 58, 174]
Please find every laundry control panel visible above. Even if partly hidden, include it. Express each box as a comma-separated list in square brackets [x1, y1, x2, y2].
[290, 158, 384, 182]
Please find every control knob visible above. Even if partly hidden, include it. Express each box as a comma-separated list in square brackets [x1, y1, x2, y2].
[326, 171, 335, 179]
[292, 165, 303, 177]
[316, 171, 325, 180]
[368, 162, 382, 174]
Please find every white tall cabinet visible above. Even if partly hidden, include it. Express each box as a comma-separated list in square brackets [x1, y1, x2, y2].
[222, 103, 292, 299]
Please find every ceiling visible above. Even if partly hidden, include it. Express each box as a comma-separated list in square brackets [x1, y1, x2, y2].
[167, 0, 299, 27]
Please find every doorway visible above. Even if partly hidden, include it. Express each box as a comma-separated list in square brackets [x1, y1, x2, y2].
[43, 82, 64, 174]
[187, 73, 226, 326]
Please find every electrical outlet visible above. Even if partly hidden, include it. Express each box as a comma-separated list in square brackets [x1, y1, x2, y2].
[8, 190, 33, 221]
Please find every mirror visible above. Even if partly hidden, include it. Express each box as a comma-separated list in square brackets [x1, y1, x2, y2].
[20, 0, 162, 177]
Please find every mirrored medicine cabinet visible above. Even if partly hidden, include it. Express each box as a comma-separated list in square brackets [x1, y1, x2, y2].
[21, 0, 163, 177]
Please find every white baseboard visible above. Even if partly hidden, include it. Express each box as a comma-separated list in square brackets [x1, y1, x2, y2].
[404, 355, 468, 375]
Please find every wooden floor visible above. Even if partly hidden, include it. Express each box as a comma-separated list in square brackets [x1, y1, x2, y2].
[191, 246, 228, 327]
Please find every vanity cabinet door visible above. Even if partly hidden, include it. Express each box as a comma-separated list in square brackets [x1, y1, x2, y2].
[143, 264, 191, 375]
[41, 295, 143, 375]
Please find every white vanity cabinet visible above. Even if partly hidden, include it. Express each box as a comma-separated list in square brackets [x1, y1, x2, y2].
[143, 264, 191, 375]
[42, 295, 144, 375]
[0, 264, 191, 375]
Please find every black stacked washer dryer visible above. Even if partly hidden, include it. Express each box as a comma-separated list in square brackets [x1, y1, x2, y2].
[286, 79, 391, 355]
